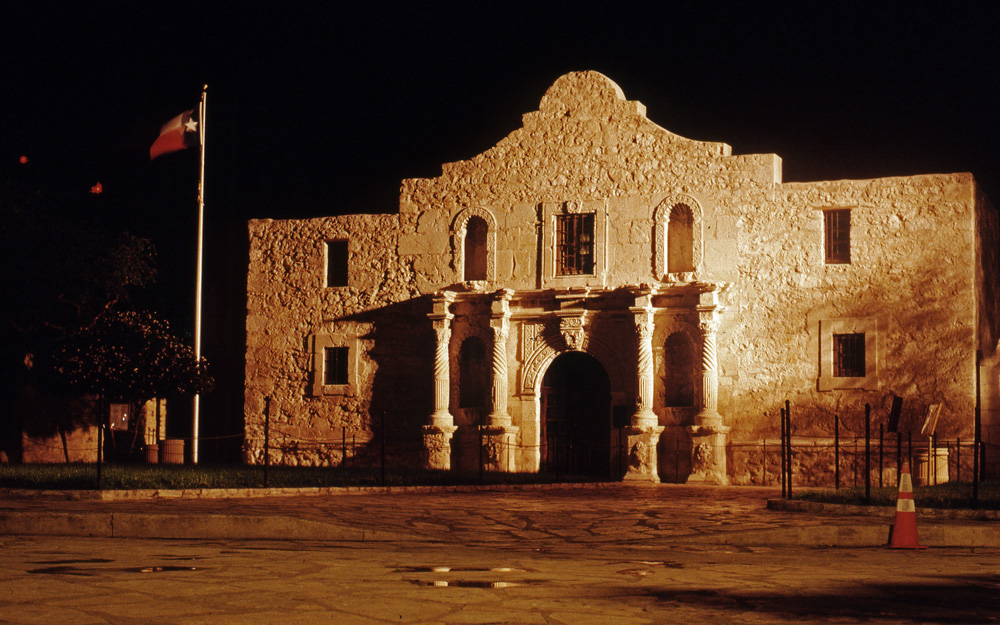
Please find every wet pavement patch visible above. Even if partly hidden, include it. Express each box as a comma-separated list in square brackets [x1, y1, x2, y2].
[28, 565, 200, 576]
[408, 580, 539, 588]
[396, 566, 528, 573]
[30, 558, 113, 565]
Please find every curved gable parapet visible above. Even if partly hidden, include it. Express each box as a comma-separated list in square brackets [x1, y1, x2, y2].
[537, 71, 640, 118]
[402, 71, 743, 205]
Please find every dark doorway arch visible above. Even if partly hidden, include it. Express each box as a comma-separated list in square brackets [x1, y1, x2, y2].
[540, 351, 611, 478]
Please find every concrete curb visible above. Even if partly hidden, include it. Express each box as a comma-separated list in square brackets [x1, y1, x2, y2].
[767, 498, 1000, 521]
[694, 523, 1000, 548]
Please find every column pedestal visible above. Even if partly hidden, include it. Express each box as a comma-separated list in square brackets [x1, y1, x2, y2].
[479, 425, 519, 472]
[422, 424, 458, 471]
[622, 425, 665, 483]
[686, 424, 730, 484]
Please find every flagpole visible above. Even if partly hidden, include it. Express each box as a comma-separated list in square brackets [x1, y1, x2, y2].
[192, 84, 207, 464]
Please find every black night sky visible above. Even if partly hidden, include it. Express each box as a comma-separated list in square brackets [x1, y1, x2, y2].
[4, 3, 999, 453]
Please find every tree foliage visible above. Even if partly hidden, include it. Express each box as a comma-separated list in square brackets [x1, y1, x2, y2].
[52, 310, 213, 404]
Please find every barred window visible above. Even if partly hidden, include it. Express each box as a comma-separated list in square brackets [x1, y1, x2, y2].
[556, 213, 595, 276]
[833, 333, 865, 378]
[824, 209, 851, 264]
[324, 346, 349, 385]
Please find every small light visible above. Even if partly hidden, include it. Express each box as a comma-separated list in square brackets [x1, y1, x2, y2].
[19, 155, 28, 164]
[90, 182, 103, 194]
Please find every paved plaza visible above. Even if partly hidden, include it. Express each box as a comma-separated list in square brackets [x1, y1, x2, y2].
[2, 485, 999, 623]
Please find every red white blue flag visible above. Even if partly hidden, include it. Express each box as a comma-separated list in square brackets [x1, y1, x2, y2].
[149, 109, 199, 160]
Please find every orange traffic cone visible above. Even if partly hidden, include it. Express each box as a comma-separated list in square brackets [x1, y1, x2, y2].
[887, 468, 926, 549]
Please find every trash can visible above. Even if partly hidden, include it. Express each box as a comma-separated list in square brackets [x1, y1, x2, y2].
[146, 443, 159, 464]
[915, 447, 949, 485]
[162, 438, 185, 464]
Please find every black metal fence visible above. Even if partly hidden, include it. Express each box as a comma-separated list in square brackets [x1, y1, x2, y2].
[763, 400, 996, 508]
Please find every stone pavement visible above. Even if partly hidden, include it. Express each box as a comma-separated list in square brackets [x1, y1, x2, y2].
[1, 483, 997, 547]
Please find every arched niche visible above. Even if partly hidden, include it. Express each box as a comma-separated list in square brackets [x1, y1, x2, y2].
[451, 208, 497, 284]
[653, 194, 704, 280]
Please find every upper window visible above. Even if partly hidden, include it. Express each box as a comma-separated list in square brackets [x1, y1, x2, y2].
[555, 213, 595, 276]
[833, 333, 865, 378]
[326, 240, 348, 287]
[824, 209, 851, 264]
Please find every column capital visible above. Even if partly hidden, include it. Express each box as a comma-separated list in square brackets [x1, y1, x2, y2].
[630, 306, 654, 339]
[431, 290, 456, 316]
[697, 314, 720, 335]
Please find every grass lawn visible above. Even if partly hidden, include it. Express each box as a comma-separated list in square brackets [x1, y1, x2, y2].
[794, 481, 1000, 510]
[0, 463, 607, 490]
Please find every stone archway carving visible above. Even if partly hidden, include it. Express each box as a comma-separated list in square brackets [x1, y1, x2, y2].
[653, 194, 704, 280]
[451, 208, 497, 284]
[520, 323, 628, 399]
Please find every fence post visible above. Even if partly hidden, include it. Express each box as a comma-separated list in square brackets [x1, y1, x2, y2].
[263, 396, 270, 488]
[785, 400, 792, 500]
[896, 431, 902, 487]
[853, 437, 858, 487]
[864, 403, 871, 505]
[780, 406, 787, 498]
[956, 436, 961, 483]
[975, 349, 982, 501]
[932, 432, 937, 485]
[762, 438, 767, 487]
[834, 414, 840, 490]
[97, 421, 104, 490]
[380, 411, 386, 487]
[879, 422, 884, 489]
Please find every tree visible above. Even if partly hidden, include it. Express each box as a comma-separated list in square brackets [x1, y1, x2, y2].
[0, 165, 191, 460]
[53, 310, 213, 404]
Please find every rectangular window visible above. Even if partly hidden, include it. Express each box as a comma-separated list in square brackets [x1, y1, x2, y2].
[326, 240, 348, 287]
[555, 213, 595, 276]
[824, 209, 851, 264]
[324, 346, 349, 385]
[833, 333, 865, 377]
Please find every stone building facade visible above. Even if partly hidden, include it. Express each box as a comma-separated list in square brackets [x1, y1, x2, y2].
[244, 71, 1000, 483]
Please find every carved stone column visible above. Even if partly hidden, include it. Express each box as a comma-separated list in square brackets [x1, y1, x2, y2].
[624, 299, 663, 483]
[487, 291, 513, 428]
[687, 288, 729, 484]
[423, 293, 457, 471]
[695, 315, 722, 428]
[631, 305, 657, 428]
[482, 289, 518, 472]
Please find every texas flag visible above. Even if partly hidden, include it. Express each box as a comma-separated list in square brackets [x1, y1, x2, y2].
[149, 109, 199, 160]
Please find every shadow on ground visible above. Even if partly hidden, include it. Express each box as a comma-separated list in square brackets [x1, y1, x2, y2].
[641, 575, 1000, 623]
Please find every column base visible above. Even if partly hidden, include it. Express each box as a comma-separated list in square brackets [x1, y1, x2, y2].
[422, 424, 458, 471]
[622, 425, 665, 483]
[686, 424, 730, 485]
[479, 425, 519, 472]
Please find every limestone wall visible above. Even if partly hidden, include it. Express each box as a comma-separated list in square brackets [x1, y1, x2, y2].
[245, 214, 430, 466]
[721, 174, 981, 447]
